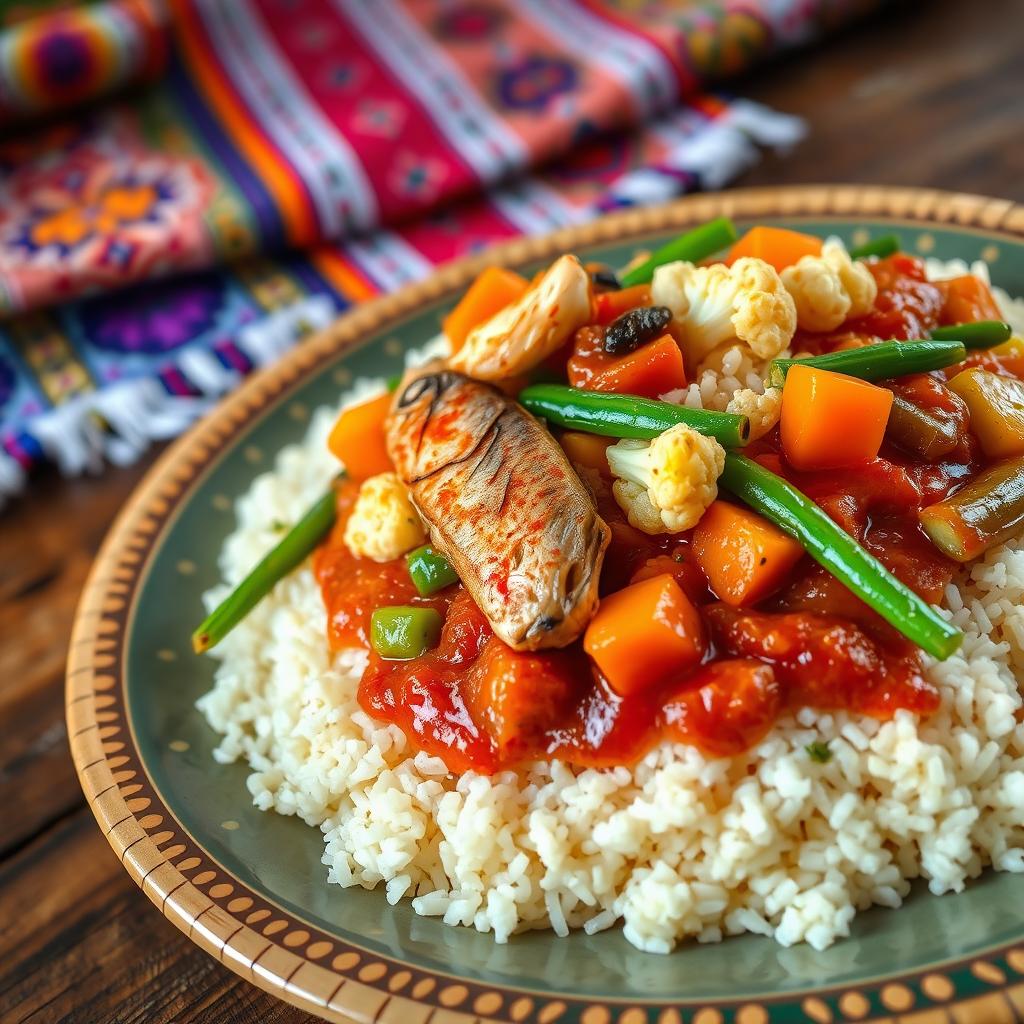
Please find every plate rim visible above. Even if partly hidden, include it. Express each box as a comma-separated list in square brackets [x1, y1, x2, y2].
[67, 184, 1024, 1024]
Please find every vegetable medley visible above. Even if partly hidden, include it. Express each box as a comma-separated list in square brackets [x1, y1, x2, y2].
[194, 220, 1024, 777]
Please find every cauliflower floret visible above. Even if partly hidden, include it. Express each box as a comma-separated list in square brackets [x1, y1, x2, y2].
[606, 424, 725, 534]
[448, 254, 591, 381]
[726, 386, 783, 440]
[781, 240, 878, 332]
[651, 256, 796, 366]
[343, 472, 426, 562]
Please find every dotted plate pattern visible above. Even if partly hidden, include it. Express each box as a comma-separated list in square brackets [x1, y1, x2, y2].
[68, 186, 1024, 1024]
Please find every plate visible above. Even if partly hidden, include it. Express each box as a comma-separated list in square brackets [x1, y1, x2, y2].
[68, 186, 1024, 1024]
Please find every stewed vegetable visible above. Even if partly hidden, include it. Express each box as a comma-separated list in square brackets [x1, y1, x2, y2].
[407, 545, 459, 597]
[518, 384, 750, 448]
[768, 339, 967, 388]
[848, 234, 900, 260]
[930, 319, 1012, 349]
[919, 456, 1024, 562]
[719, 454, 963, 661]
[619, 217, 738, 287]
[192, 483, 339, 653]
[947, 368, 1024, 459]
[371, 606, 444, 659]
[884, 394, 960, 461]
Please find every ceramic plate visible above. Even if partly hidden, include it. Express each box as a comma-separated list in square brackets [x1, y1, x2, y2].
[68, 186, 1024, 1024]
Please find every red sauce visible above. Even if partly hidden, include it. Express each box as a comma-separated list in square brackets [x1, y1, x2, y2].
[314, 256, 1000, 775]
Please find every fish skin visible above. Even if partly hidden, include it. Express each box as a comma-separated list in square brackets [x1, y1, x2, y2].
[386, 366, 609, 651]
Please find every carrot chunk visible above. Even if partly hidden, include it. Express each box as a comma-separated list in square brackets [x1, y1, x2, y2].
[727, 226, 822, 273]
[593, 284, 652, 325]
[583, 574, 704, 696]
[939, 274, 1002, 326]
[780, 364, 893, 471]
[442, 266, 528, 353]
[327, 392, 393, 479]
[558, 431, 613, 474]
[692, 500, 804, 606]
[568, 333, 686, 399]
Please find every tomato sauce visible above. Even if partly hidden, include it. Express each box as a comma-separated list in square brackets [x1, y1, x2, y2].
[314, 254, 999, 775]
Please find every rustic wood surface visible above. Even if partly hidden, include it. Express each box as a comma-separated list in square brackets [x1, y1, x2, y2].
[2, 0, 1021, 1021]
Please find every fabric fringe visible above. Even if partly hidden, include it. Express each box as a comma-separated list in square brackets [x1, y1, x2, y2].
[0, 295, 337, 508]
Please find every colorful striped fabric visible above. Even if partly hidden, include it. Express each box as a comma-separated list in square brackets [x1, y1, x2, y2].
[0, 0, 877, 501]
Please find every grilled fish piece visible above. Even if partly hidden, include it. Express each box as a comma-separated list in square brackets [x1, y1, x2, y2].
[386, 367, 609, 651]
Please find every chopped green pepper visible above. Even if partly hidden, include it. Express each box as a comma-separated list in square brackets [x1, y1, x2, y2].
[407, 545, 459, 596]
[805, 741, 833, 763]
[884, 394, 959, 461]
[371, 606, 444, 660]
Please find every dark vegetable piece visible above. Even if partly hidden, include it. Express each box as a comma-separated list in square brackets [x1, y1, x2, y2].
[919, 456, 1024, 562]
[884, 394, 959, 461]
[930, 320, 1013, 350]
[407, 544, 460, 596]
[518, 383, 750, 448]
[589, 265, 622, 292]
[192, 483, 339, 654]
[848, 234, 900, 260]
[371, 606, 444, 660]
[619, 217, 738, 287]
[805, 741, 832, 763]
[719, 454, 963, 661]
[768, 339, 967, 388]
[603, 305, 673, 356]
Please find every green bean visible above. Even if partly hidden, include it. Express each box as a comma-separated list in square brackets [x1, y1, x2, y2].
[192, 483, 339, 654]
[930, 320, 1012, 350]
[848, 234, 900, 260]
[619, 217, 738, 287]
[719, 454, 962, 660]
[407, 545, 459, 597]
[518, 384, 750, 448]
[919, 456, 1024, 562]
[768, 339, 967, 389]
[371, 606, 444, 659]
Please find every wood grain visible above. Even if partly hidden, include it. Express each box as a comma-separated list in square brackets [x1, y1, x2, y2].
[2, 0, 1021, 1020]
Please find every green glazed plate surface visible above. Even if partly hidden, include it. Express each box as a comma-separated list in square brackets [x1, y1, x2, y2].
[68, 187, 1024, 1024]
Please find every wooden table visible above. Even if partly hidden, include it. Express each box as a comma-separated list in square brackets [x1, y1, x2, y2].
[3, 0, 1021, 1020]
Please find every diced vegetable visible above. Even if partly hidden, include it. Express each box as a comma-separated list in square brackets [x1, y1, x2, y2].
[193, 484, 339, 654]
[719, 453, 963, 660]
[692, 500, 804, 606]
[884, 394, 959, 461]
[558, 431, 613, 474]
[604, 306, 673, 355]
[442, 266, 528, 352]
[930, 319, 1012, 350]
[938, 274, 1003, 328]
[619, 217, 738, 287]
[727, 226, 822, 273]
[805, 741, 832, 763]
[768, 339, 967, 388]
[406, 545, 459, 597]
[848, 234, 900, 260]
[371, 606, 444, 659]
[593, 284, 651, 324]
[780, 364, 893, 471]
[569, 333, 687, 400]
[519, 383, 750, 448]
[947, 367, 1024, 459]
[919, 456, 1024, 562]
[607, 425, 725, 534]
[327, 392, 394, 479]
[583, 573, 704, 695]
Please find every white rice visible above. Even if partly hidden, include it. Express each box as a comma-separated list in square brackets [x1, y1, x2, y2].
[198, 263, 1024, 953]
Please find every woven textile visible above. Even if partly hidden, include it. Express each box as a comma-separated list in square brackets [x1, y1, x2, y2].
[0, 0, 876, 502]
